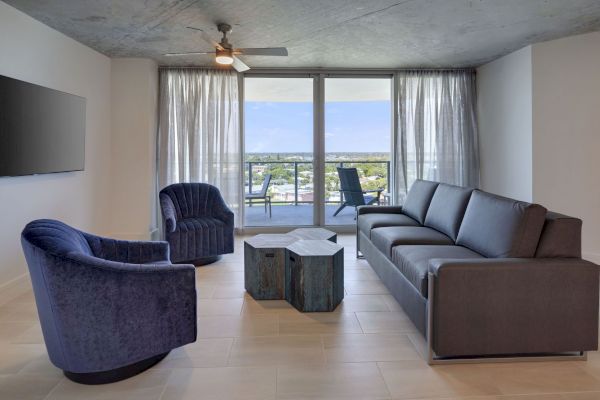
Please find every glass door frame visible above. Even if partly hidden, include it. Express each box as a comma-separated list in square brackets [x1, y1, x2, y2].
[241, 70, 395, 232]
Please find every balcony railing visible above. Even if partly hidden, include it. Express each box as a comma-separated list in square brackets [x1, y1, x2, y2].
[245, 160, 391, 206]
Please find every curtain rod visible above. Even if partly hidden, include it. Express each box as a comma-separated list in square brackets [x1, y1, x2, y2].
[157, 66, 476, 73]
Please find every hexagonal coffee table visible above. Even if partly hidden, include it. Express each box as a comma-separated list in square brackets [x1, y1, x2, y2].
[285, 239, 344, 312]
[288, 227, 337, 243]
[244, 234, 298, 300]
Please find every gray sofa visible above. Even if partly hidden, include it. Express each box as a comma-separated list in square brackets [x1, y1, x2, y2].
[357, 180, 599, 363]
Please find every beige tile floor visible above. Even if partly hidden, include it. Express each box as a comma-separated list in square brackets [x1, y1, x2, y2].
[2, 234, 600, 399]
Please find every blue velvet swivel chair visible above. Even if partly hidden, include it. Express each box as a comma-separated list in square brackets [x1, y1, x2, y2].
[160, 183, 234, 265]
[20, 219, 197, 384]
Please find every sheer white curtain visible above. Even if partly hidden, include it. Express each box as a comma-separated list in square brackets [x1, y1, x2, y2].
[158, 68, 242, 227]
[393, 70, 480, 200]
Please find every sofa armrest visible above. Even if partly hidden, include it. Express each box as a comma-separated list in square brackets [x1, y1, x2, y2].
[83, 232, 170, 264]
[428, 257, 598, 277]
[357, 205, 403, 215]
[160, 194, 177, 233]
[427, 258, 599, 357]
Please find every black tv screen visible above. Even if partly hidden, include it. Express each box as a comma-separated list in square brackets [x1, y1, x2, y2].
[0, 75, 86, 177]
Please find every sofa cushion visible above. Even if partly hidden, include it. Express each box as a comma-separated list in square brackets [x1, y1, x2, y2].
[456, 191, 547, 258]
[535, 212, 582, 258]
[424, 183, 473, 241]
[371, 226, 454, 259]
[391, 245, 484, 297]
[401, 180, 439, 224]
[357, 213, 419, 238]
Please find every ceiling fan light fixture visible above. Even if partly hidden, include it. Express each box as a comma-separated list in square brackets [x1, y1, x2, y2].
[215, 48, 234, 65]
[175, 23, 288, 71]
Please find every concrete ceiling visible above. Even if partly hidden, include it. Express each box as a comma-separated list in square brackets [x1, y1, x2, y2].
[5, 0, 600, 69]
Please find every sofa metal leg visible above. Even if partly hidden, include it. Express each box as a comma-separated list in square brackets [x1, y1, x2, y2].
[355, 221, 364, 259]
[426, 272, 435, 364]
[426, 273, 587, 365]
[427, 351, 587, 365]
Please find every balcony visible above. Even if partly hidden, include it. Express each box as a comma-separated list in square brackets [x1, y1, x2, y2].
[244, 160, 391, 227]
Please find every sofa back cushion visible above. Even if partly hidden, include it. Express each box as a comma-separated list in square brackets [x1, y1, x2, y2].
[456, 191, 547, 258]
[402, 180, 439, 224]
[535, 212, 582, 258]
[424, 183, 473, 240]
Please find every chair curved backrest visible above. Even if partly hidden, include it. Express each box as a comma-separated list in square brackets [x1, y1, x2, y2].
[22, 219, 93, 258]
[159, 182, 226, 219]
[257, 174, 272, 196]
[337, 167, 366, 206]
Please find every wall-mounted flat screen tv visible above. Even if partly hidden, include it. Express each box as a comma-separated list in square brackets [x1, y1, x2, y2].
[0, 74, 86, 177]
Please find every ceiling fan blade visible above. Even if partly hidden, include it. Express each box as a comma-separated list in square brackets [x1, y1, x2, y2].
[186, 26, 223, 50]
[232, 56, 250, 72]
[164, 51, 215, 56]
[235, 47, 288, 56]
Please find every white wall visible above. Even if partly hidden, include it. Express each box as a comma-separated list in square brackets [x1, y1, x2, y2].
[477, 31, 600, 262]
[531, 31, 600, 262]
[477, 46, 533, 201]
[109, 58, 158, 240]
[0, 2, 112, 287]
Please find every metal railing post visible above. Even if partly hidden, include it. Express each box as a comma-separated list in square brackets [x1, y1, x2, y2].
[294, 162, 299, 206]
[248, 162, 253, 207]
[386, 161, 391, 194]
[248, 162, 253, 194]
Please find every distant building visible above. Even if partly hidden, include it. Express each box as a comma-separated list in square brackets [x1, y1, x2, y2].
[253, 165, 267, 174]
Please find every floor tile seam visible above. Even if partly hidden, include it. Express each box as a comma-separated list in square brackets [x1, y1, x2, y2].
[39, 375, 65, 400]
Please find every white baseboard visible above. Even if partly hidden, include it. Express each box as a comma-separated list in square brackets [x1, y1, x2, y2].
[150, 228, 160, 241]
[583, 251, 600, 264]
[0, 273, 31, 306]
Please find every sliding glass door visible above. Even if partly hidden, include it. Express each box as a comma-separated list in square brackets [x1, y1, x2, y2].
[244, 77, 314, 227]
[243, 74, 392, 229]
[324, 77, 392, 226]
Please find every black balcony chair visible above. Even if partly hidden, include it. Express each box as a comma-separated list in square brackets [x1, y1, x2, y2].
[334, 167, 382, 217]
[246, 174, 272, 218]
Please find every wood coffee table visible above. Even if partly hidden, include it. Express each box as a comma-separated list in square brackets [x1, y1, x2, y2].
[244, 228, 344, 311]
[244, 234, 297, 300]
[285, 240, 344, 312]
[288, 227, 337, 243]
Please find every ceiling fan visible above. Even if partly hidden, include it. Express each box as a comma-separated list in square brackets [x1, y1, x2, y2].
[164, 23, 288, 72]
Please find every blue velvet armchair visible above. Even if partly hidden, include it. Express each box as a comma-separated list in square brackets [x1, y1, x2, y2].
[21, 219, 197, 384]
[160, 183, 234, 265]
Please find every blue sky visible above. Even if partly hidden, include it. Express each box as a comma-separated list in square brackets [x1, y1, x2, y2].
[245, 101, 391, 153]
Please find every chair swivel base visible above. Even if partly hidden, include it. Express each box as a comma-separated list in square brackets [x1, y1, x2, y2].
[63, 351, 169, 385]
[190, 255, 222, 266]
